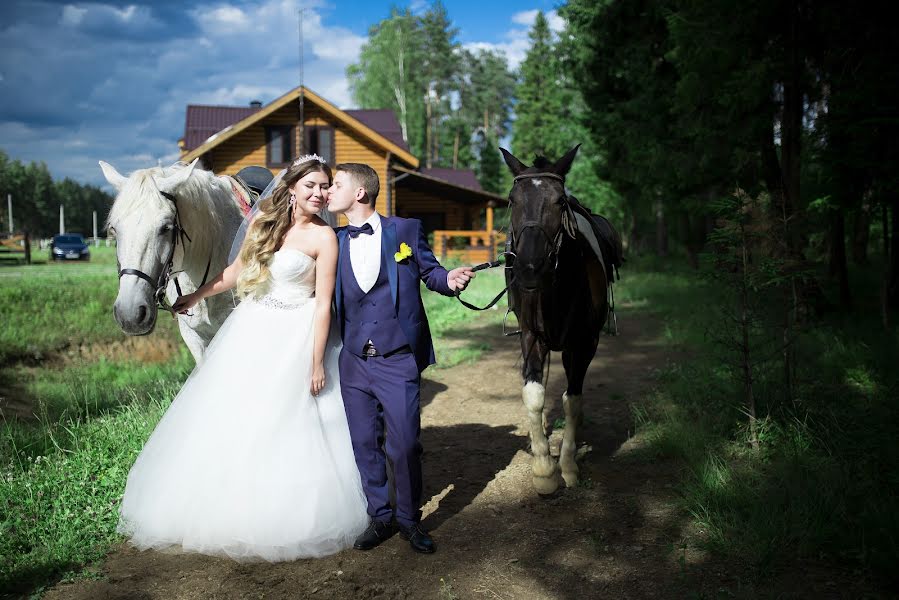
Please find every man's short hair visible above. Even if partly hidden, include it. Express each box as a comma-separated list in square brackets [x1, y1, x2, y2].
[336, 163, 380, 206]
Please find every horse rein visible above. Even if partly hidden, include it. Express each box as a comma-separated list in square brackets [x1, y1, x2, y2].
[117, 190, 212, 317]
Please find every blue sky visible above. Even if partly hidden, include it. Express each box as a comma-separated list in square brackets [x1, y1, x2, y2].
[0, 0, 563, 188]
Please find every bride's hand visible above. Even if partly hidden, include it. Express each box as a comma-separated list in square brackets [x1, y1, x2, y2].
[173, 292, 200, 314]
[311, 363, 325, 396]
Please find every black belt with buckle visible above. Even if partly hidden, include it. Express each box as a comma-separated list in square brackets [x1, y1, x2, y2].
[362, 343, 411, 358]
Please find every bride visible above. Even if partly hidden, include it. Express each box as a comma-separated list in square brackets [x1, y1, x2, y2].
[116, 156, 369, 562]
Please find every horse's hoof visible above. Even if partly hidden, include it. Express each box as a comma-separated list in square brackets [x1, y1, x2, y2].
[533, 475, 559, 495]
[532, 455, 556, 479]
[561, 470, 579, 488]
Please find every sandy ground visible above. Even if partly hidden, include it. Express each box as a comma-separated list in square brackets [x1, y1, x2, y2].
[41, 312, 879, 600]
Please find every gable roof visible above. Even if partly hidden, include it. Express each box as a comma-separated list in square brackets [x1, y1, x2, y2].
[344, 109, 408, 152]
[180, 86, 419, 168]
[182, 105, 260, 152]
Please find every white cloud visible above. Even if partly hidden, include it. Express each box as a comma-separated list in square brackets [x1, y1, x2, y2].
[463, 9, 566, 70]
[195, 6, 251, 31]
[511, 9, 565, 33]
[60, 5, 87, 26]
[2, 0, 366, 186]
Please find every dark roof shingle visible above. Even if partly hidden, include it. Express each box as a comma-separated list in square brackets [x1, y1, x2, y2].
[182, 105, 260, 151]
[419, 167, 484, 192]
[344, 109, 409, 152]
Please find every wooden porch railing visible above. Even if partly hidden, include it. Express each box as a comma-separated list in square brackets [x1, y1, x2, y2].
[432, 229, 507, 265]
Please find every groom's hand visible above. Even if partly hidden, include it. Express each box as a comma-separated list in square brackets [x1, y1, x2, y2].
[447, 266, 475, 293]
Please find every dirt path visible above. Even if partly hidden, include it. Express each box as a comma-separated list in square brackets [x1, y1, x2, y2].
[42, 311, 859, 600]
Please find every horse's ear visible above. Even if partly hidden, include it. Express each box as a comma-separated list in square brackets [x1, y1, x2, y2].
[553, 144, 581, 177]
[154, 158, 199, 194]
[99, 161, 127, 191]
[500, 147, 527, 176]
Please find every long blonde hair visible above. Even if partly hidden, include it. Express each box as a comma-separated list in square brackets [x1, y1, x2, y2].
[236, 160, 332, 297]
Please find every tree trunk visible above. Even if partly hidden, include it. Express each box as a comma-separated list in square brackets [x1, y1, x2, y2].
[887, 199, 899, 310]
[852, 203, 871, 265]
[425, 96, 432, 169]
[740, 219, 759, 451]
[655, 199, 668, 257]
[883, 203, 890, 261]
[781, 8, 803, 256]
[830, 209, 852, 309]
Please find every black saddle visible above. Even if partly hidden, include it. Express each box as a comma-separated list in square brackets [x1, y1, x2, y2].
[235, 166, 274, 197]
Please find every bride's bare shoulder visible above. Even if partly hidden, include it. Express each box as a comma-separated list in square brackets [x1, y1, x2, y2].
[310, 217, 337, 241]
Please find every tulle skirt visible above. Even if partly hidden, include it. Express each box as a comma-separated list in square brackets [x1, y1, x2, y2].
[117, 297, 369, 562]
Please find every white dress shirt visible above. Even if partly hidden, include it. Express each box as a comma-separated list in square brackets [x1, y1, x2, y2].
[348, 212, 382, 293]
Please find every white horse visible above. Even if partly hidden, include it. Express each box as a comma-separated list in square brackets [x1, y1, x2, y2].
[99, 159, 247, 363]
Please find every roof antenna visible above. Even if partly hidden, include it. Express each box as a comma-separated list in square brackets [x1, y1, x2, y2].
[298, 7, 305, 157]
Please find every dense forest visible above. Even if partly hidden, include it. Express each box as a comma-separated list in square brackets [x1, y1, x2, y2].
[347, 0, 899, 585]
[0, 150, 113, 239]
[348, 0, 898, 313]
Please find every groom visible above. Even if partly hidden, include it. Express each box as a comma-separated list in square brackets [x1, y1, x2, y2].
[327, 163, 474, 554]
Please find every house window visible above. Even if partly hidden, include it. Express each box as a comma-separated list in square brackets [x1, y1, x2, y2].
[266, 126, 293, 167]
[304, 126, 335, 165]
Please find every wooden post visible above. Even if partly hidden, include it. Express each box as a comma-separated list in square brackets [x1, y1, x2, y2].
[24, 230, 31, 265]
[486, 201, 495, 256]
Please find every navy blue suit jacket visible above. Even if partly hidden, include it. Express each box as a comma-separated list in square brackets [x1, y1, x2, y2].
[335, 215, 453, 372]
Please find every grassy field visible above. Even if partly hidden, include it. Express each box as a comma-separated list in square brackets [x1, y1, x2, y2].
[616, 256, 899, 586]
[0, 251, 509, 595]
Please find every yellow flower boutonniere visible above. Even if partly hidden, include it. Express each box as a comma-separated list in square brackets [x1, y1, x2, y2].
[394, 242, 413, 262]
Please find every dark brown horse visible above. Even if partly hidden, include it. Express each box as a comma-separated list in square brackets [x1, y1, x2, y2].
[501, 145, 620, 494]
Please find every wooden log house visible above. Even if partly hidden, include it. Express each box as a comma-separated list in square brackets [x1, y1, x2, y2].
[179, 85, 505, 264]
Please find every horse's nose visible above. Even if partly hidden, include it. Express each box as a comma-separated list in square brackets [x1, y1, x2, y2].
[113, 294, 156, 335]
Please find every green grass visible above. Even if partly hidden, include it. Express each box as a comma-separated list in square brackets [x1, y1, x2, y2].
[0, 247, 182, 364]
[422, 267, 507, 366]
[1, 393, 174, 595]
[620, 255, 899, 585]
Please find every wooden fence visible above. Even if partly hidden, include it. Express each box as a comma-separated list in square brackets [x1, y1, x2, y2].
[0, 232, 31, 264]
[432, 230, 507, 265]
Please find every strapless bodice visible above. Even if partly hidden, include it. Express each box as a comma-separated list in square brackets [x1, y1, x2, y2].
[256, 248, 316, 307]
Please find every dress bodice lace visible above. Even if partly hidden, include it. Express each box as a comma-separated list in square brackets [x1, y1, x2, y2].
[256, 248, 316, 308]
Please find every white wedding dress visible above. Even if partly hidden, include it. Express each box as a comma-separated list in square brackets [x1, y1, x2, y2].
[117, 249, 369, 562]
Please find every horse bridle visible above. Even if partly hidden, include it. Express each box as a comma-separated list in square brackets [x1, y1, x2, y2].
[117, 190, 211, 316]
[508, 172, 577, 285]
[454, 171, 576, 324]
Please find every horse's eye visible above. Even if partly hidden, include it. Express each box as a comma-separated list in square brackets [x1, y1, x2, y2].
[158, 224, 174, 235]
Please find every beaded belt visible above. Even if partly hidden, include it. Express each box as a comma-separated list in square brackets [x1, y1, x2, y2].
[255, 295, 308, 310]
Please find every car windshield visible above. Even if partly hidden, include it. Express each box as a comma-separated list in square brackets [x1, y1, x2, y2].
[55, 235, 84, 244]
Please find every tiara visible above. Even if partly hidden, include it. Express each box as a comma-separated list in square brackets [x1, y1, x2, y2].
[292, 153, 327, 166]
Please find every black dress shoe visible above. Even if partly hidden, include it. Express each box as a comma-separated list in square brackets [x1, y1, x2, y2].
[398, 523, 436, 554]
[353, 520, 395, 551]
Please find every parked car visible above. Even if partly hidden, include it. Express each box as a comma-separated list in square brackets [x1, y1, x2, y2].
[50, 234, 90, 261]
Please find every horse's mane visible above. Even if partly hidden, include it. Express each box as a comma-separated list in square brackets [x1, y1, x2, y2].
[532, 156, 553, 169]
[107, 162, 235, 257]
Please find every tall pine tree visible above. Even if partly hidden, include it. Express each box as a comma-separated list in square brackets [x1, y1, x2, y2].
[512, 12, 568, 163]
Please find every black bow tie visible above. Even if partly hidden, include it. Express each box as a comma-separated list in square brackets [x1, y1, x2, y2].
[347, 223, 374, 238]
